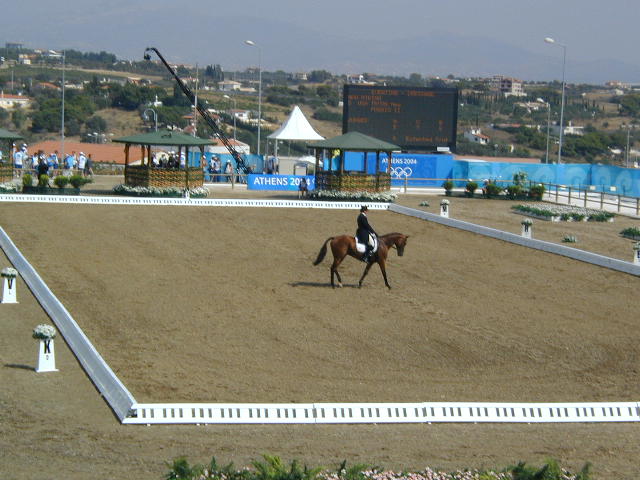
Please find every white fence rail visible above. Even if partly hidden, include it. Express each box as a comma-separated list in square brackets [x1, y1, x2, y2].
[124, 402, 640, 424]
[0, 194, 388, 210]
[0, 226, 136, 421]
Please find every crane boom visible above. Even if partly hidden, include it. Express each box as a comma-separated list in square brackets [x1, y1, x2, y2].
[144, 47, 251, 174]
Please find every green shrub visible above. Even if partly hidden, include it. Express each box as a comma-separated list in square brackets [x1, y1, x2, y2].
[22, 173, 33, 187]
[510, 459, 591, 480]
[588, 212, 614, 222]
[465, 181, 478, 197]
[620, 226, 640, 237]
[53, 175, 70, 189]
[251, 455, 322, 480]
[442, 180, 454, 195]
[68, 174, 92, 189]
[37, 174, 49, 187]
[484, 183, 503, 197]
[528, 184, 545, 200]
[506, 184, 523, 198]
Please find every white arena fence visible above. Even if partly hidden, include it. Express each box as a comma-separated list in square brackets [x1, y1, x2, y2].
[124, 402, 640, 425]
[2, 195, 640, 425]
[0, 194, 389, 210]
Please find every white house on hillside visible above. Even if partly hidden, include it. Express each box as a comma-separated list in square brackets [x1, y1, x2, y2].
[0, 92, 31, 110]
[551, 121, 584, 136]
[219, 80, 241, 92]
[464, 128, 490, 145]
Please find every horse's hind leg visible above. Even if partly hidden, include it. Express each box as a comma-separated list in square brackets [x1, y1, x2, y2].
[330, 257, 344, 288]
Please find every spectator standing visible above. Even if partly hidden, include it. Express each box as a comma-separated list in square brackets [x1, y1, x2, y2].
[265, 156, 276, 174]
[31, 153, 39, 173]
[167, 152, 177, 168]
[64, 151, 76, 173]
[179, 151, 186, 169]
[212, 155, 221, 182]
[13, 147, 23, 177]
[36, 157, 49, 182]
[48, 151, 59, 176]
[224, 161, 233, 183]
[298, 177, 309, 199]
[77, 152, 87, 175]
[84, 154, 94, 177]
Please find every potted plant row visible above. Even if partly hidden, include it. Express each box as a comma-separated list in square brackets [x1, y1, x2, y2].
[22, 174, 92, 195]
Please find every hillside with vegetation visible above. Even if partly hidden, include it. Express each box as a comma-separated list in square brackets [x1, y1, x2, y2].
[0, 46, 638, 164]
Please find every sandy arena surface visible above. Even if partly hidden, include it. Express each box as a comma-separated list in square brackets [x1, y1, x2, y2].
[0, 178, 638, 479]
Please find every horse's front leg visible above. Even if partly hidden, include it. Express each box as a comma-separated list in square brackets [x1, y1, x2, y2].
[379, 261, 391, 289]
[358, 262, 374, 288]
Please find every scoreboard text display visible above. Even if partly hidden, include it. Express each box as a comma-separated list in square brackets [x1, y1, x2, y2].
[343, 85, 458, 152]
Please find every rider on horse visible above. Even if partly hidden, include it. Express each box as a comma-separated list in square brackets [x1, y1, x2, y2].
[356, 205, 378, 263]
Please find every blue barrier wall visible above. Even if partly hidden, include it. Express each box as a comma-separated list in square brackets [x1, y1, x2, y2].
[299, 152, 640, 196]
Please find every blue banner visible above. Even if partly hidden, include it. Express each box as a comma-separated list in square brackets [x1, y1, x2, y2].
[318, 151, 640, 196]
[248, 174, 315, 191]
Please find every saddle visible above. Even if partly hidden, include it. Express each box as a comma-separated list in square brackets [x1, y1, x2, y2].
[355, 234, 378, 254]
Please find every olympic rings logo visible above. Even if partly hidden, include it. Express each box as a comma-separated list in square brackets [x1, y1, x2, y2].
[391, 167, 413, 178]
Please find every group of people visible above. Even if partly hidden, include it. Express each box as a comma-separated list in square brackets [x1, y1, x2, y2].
[10, 144, 93, 178]
[207, 155, 234, 182]
[151, 151, 187, 169]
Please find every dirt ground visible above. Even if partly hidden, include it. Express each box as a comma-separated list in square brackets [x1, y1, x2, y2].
[0, 180, 639, 479]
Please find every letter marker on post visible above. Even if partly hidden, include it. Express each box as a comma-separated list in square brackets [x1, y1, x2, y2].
[521, 218, 533, 239]
[633, 242, 640, 266]
[1, 267, 18, 304]
[440, 199, 449, 218]
[33, 324, 59, 373]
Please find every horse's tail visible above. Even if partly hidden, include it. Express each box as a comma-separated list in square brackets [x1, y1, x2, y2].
[313, 237, 334, 266]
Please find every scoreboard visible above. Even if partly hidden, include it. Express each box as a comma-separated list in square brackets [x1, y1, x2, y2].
[342, 85, 458, 152]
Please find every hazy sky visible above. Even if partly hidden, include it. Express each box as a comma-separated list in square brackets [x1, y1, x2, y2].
[3, 0, 639, 79]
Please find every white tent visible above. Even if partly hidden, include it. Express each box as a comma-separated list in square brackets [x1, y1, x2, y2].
[267, 105, 324, 160]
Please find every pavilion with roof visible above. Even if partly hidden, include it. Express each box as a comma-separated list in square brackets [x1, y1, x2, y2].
[307, 131, 399, 193]
[0, 128, 24, 182]
[113, 131, 213, 189]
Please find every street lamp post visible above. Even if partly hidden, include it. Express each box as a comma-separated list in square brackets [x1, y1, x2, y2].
[143, 108, 158, 131]
[244, 40, 262, 155]
[223, 94, 237, 142]
[537, 98, 552, 164]
[625, 124, 635, 168]
[50, 50, 66, 159]
[544, 37, 567, 164]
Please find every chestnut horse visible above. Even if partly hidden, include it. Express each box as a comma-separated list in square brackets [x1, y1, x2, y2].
[313, 232, 409, 289]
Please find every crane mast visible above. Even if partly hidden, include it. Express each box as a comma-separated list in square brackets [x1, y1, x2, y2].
[144, 47, 251, 174]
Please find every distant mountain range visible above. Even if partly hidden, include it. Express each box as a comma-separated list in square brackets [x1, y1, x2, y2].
[6, 12, 640, 84]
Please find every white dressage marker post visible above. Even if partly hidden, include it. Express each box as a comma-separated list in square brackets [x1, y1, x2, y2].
[440, 199, 450, 218]
[1, 267, 18, 303]
[521, 218, 533, 239]
[634, 242, 640, 266]
[33, 324, 59, 373]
